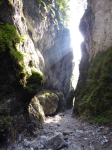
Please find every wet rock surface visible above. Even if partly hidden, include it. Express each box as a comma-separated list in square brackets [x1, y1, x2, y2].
[2, 108, 112, 150]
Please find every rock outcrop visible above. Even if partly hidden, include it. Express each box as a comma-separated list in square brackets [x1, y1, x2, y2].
[80, 0, 112, 61]
[0, 0, 73, 144]
[73, 0, 112, 125]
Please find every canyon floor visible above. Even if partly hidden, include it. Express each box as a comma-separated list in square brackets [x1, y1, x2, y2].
[2, 108, 112, 150]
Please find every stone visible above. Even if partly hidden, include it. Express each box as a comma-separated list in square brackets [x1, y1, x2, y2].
[28, 96, 45, 123]
[76, 130, 83, 134]
[58, 142, 69, 149]
[24, 139, 31, 147]
[105, 127, 110, 134]
[18, 134, 22, 142]
[36, 90, 59, 115]
[67, 144, 81, 150]
[57, 123, 61, 126]
[90, 145, 95, 150]
[101, 138, 109, 145]
[63, 131, 70, 135]
[44, 133, 63, 150]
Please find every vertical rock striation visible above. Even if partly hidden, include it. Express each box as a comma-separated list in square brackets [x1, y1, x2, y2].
[0, 0, 73, 142]
[73, 0, 112, 125]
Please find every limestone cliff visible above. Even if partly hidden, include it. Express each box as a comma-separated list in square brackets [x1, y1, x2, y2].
[73, 0, 112, 125]
[0, 0, 73, 144]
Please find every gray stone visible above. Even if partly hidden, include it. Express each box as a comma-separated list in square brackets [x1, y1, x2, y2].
[105, 127, 110, 134]
[63, 131, 70, 135]
[101, 138, 109, 145]
[76, 130, 83, 134]
[67, 144, 81, 150]
[24, 139, 31, 147]
[28, 96, 45, 123]
[90, 145, 95, 150]
[18, 134, 22, 142]
[44, 133, 63, 150]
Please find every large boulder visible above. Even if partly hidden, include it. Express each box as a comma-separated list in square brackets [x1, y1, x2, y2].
[36, 90, 59, 116]
[28, 96, 45, 123]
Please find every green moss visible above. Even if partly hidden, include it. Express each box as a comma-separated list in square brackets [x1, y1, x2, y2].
[36, 0, 47, 12]
[30, 70, 43, 82]
[78, 46, 112, 126]
[0, 23, 19, 52]
[26, 69, 43, 92]
[44, 91, 55, 101]
[0, 109, 17, 142]
[0, 23, 43, 91]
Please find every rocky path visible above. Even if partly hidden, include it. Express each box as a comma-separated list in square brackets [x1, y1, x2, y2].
[4, 108, 112, 150]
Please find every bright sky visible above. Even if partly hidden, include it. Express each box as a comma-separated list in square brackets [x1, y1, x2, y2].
[69, 0, 87, 88]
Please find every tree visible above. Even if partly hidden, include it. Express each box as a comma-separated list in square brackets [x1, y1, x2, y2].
[54, 0, 71, 27]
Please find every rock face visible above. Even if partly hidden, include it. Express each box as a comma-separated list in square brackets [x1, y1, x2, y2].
[0, 0, 73, 102]
[73, 0, 112, 125]
[80, 0, 112, 61]
[0, 0, 73, 144]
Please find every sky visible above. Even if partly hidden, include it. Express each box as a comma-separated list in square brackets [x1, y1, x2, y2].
[69, 0, 87, 88]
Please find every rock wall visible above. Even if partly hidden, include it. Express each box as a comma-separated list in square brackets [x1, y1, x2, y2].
[0, 0, 73, 106]
[73, 0, 112, 125]
[0, 0, 73, 144]
[80, 0, 112, 61]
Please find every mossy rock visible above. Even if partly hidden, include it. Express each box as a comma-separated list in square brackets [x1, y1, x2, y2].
[34, 90, 59, 116]
[28, 96, 45, 123]
[77, 46, 112, 126]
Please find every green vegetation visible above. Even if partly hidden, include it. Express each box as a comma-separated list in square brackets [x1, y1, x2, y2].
[54, 0, 71, 27]
[0, 108, 22, 142]
[78, 47, 112, 126]
[36, 0, 47, 12]
[35, 0, 71, 27]
[0, 23, 43, 92]
[26, 69, 43, 92]
[44, 91, 55, 101]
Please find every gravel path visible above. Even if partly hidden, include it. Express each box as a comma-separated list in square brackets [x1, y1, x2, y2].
[3, 108, 112, 150]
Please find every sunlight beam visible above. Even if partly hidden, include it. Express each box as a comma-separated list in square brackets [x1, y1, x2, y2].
[69, 0, 87, 89]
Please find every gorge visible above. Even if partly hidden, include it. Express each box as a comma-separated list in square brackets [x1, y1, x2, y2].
[0, 0, 112, 149]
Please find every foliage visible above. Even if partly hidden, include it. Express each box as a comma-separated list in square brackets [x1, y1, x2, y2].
[78, 47, 112, 126]
[36, 0, 47, 12]
[54, 0, 71, 27]
[44, 91, 55, 101]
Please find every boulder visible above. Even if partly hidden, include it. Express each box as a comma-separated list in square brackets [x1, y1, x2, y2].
[28, 96, 45, 123]
[37, 90, 59, 115]
[44, 133, 64, 150]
